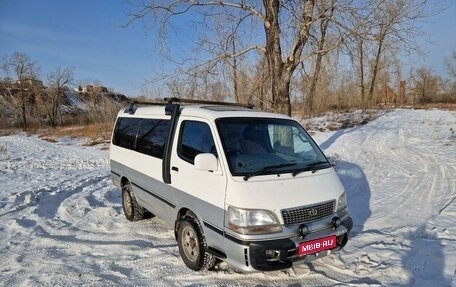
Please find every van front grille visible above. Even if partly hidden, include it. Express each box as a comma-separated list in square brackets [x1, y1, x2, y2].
[281, 200, 336, 225]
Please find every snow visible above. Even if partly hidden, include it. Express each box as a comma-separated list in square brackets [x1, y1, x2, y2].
[1, 108, 455, 286]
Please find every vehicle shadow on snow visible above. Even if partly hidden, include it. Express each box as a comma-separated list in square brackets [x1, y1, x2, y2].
[319, 126, 363, 151]
[402, 224, 451, 286]
[319, 129, 451, 286]
[29, 220, 177, 250]
[318, 126, 372, 237]
[333, 160, 371, 238]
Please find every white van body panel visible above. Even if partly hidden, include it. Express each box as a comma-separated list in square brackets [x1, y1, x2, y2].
[110, 102, 353, 272]
[111, 144, 177, 223]
[225, 168, 344, 217]
[168, 116, 228, 252]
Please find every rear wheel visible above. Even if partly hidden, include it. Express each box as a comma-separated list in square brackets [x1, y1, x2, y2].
[177, 216, 216, 271]
[121, 182, 144, 222]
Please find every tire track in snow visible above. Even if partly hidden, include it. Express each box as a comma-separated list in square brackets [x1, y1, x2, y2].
[50, 175, 184, 283]
[2, 111, 456, 286]
[319, 109, 456, 286]
[357, 111, 453, 231]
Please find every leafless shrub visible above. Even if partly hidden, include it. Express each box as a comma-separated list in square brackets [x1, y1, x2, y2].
[450, 128, 456, 141]
[85, 97, 119, 141]
[0, 144, 7, 154]
[40, 136, 58, 143]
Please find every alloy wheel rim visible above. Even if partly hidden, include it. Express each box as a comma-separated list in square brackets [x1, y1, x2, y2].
[182, 225, 199, 262]
[123, 190, 132, 217]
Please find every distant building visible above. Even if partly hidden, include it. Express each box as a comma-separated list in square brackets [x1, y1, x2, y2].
[77, 85, 109, 94]
[381, 83, 397, 104]
[16, 78, 45, 89]
[380, 82, 407, 105]
[0, 78, 45, 95]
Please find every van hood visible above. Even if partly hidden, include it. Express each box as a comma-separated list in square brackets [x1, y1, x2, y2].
[225, 168, 345, 220]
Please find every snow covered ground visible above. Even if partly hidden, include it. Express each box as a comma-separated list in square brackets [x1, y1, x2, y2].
[0, 108, 455, 286]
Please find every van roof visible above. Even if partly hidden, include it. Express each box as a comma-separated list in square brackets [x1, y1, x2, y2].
[118, 104, 291, 121]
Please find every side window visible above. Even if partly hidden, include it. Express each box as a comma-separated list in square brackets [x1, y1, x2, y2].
[178, 121, 216, 164]
[113, 118, 140, 150]
[136, 119, 171, 159]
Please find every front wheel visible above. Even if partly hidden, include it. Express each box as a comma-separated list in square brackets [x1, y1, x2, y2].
[177, 216, 216, 271]
[121, 182, 144, 222]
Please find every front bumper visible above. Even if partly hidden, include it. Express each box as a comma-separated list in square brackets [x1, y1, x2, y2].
[246, 217, 353, 271]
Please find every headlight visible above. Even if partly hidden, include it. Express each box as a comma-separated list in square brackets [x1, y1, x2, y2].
[227, 206, 282, 235]
[337, 192, 348, 212]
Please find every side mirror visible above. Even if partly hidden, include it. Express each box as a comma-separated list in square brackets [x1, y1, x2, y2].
[194, 153, 218, 172]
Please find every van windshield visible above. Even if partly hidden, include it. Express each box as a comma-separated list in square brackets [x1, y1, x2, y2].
[216, 118, 330, 178]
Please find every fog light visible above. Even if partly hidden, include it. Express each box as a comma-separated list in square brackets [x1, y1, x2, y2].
[299, 224, 309, 237]
[332, 217, 342, 228]
[265, 250, 281, 261]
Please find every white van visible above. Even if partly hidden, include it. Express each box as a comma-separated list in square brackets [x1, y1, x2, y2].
[110, 98, 352, 272]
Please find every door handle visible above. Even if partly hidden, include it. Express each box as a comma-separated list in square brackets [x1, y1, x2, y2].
[171, 166, 179, 172]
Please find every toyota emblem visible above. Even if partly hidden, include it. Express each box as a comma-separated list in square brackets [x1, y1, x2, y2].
[309, 208, 318, 217]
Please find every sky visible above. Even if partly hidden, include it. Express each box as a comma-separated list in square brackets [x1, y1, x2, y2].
[405, 0, 456, 76]
[0, 0, 455, 98]
[0, 0, 157, 97]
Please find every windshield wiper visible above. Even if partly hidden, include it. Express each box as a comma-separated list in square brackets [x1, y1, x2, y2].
[243, 163, 297, 181]
[291, 161, 332, 177]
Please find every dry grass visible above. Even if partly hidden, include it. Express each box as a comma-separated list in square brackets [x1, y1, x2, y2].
[28, 123, 113, 145]
[1, 103, 453, 145]
[0, 121, 114, 146]
[409, 103, 456, 111]
[0, 128, 21, 136]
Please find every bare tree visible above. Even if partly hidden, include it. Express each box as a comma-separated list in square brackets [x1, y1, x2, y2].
[339, 0, 435, 109]
[40, 66, 74, 127]
[307, 0, 336, 113]
[446, 50, 456, 80]
[250, 57, 271, 110]
[409, 67, 440, 104]
[446, 50, 456, 99]
[209, 11, 248, 103]
[366, 0, 430, 107]
[75, 79, 121, 139]
[353, 35, 368, 110]
[125, 0, 346, 116]
[1, 52, 41, 130]
[236, 67, 254, 105]
[207, 80, 229, 102]
[343, 10, 371, 110]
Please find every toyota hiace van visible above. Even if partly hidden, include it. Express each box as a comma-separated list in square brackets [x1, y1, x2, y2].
[110, 98, 352, 272]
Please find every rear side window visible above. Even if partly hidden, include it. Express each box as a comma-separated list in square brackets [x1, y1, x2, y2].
[136, 119, 170, 159]
[112, 118, 140, 150]
[178, 121, 216, 164]
[113, 117, 170, 159]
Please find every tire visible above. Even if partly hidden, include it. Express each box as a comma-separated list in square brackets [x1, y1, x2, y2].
[121, 182, 145, 222]
[177, 216, 216, 271]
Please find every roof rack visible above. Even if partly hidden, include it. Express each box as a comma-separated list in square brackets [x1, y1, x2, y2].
[164, 97, 254, 109]
[133, 100, 165, 106]
[125, 97, 253, 114]
[124, 100, 165, 114]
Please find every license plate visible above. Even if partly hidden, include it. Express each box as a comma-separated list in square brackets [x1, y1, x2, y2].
[298, 235, 337, 256]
